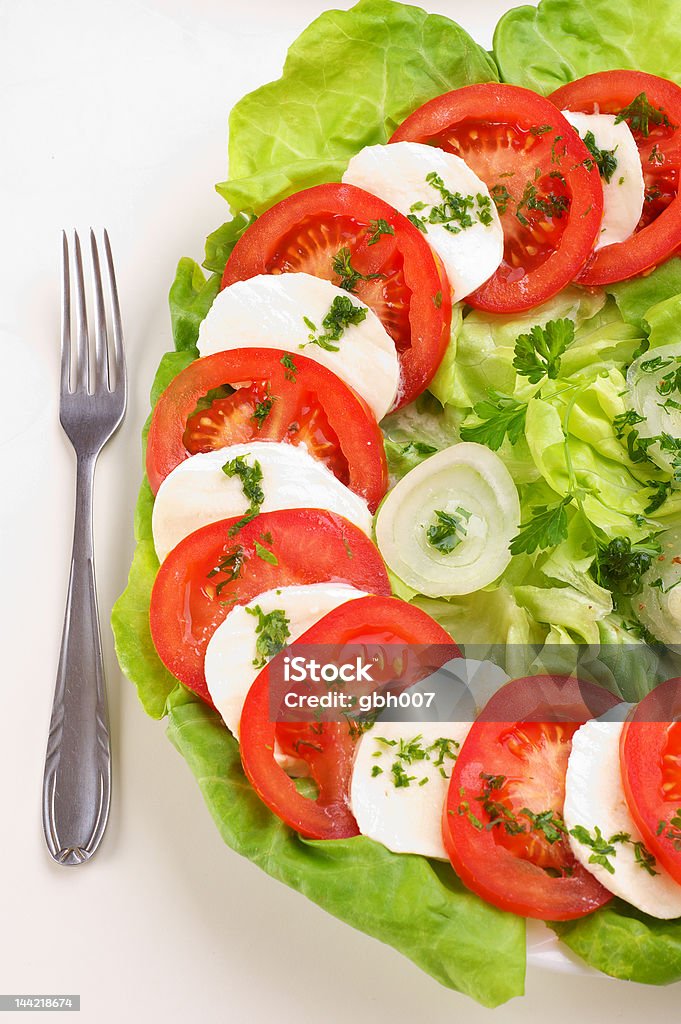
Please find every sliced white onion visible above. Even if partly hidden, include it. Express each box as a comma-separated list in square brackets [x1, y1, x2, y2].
[374, 443, 520, 597]
[638, 524, 681, 646]
[627, 342, 681, 472]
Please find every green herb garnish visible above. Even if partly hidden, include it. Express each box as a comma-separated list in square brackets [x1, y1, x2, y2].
[615, 92, 671, 136]
[460, 391, 528, 451]
[303, 294, 367, 352]
[222, 455, 265, 534]
[331, 247, 384, 293]
[426, 507, 472, 555]
[513, 318, 575, 383]
[509, 495, 573, 556]
[366, 218, 395, 245]
[246, 605, 291, 668]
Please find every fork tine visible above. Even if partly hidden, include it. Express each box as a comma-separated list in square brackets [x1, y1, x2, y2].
[89, 230, 109, 391]
[72, 231, 89, 392]
[61, 232, 71, 394]
[102, 230, 125, 394]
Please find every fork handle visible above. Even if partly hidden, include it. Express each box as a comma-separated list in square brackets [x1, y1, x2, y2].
[42, 453, 111, 865]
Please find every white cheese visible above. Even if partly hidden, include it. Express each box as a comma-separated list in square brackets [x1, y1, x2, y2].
[152, 441, 372, 562]
[562, 111, 644, 250]
[342, 141, 504, 301]
[197, 273, 399, 419]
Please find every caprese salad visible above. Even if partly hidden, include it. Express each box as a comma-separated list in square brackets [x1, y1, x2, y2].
[113, 0, 681, 1005]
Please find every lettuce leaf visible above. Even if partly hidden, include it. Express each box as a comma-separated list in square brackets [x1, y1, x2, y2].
[551, 900, 681, 984]
[493, 0, 681, 94]
[218, 0, 498, 214]
[608, 259, 681, 332]
[165, 685, 525, 1007]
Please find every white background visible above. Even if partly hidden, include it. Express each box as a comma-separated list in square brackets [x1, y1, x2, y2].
[2, 0, 678, 1020]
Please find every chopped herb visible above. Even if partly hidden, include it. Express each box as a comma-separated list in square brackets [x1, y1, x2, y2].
[615, 92, 671, 136]
[570, 824, 659, 876]
[302, 294, 368, 352]
[426, 507, 472, 555]
[331, 247, 384, 293]
[509, 495, 573, 556]
[649, 143, 664, 164]
[408, 173, 493, 234]
[582, 129, 618, 183]
[516, 179, 568, 225]
[252, 394, 275, 429]
[592, 535, 661, 599]
[460, 390, 528, 450]
[490, 183, 511, 214]
[656, 809, 681, 851]
[343, 537, 354, 559]
[569, 825, 618, 874]
[366, 218, 395, 245]
[513, 318, 575, 382]
[280, 353, 297, 382]
[520, 808, 567, 845]
[254, 540, 278, 566]
[371, 764, 383, 777]
[551, 134, 565, 164]
[612, 409, 645, 438]
[221, 455, 265, 534]
[395, 440, 438, 457]
[530, 124, 553, 136]
[207, 546, 245, 595]
[246, 605, 291, 668]
[645, 479, 674, 515]
[433, 290, 443, 309]
[429, 737, 460, 768]
[391, 761, 417, 788]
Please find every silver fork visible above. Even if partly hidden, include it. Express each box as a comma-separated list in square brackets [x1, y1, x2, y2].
[42, 230, 126, 866]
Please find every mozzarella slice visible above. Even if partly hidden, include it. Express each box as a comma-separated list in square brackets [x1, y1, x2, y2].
[205, 583, 368, 747]
[197, 273, 399, 420]
[152, 442, 372, 562]
[564, 719, 681, 919]
[562, 111, 644, 250]
[342, 141, 503, 302]
[351, 721, 471, 859]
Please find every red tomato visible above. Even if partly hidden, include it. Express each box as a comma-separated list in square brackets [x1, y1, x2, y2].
[239, 595, 457, 839]
[390, 83, 603, 313]
[550, 71, 681, 285]
[222, 183, 452, 409]
[621, 677, 681, 884]
[145, 348, 387, 512]
[443, 676, 615, 920]
[149, 509, 391, 705]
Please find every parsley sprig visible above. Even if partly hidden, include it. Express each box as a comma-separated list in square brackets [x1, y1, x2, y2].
[366, 218, 394, 245]
[570, 824, 658, 876]
[510, 495, 573, 556]
[460, 391, 528, 450]
[513, 318, 575, 383]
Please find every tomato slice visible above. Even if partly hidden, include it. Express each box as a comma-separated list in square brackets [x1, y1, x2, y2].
[145, 348, 387, 512]
[149, 509, 391, 704]
[239, 595, 457, 839]
[621, 677, 681, 884]
[222, 183, 452, 409]
[443, 676, 615, 920]
[390, 83, 603, 313]
[550, 71, 681, 285]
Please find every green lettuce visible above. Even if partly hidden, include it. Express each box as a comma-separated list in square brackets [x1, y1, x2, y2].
[219, 0, 498, 214]
[166, 685, 525, 1007]
[493, 0, 681, 93]
[551, 901, 681, 984]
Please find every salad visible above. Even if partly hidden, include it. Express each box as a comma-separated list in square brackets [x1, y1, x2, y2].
[112, 0, 681, 1007]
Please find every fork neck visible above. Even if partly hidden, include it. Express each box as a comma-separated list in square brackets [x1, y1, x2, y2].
[71, 453, 97, 564]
